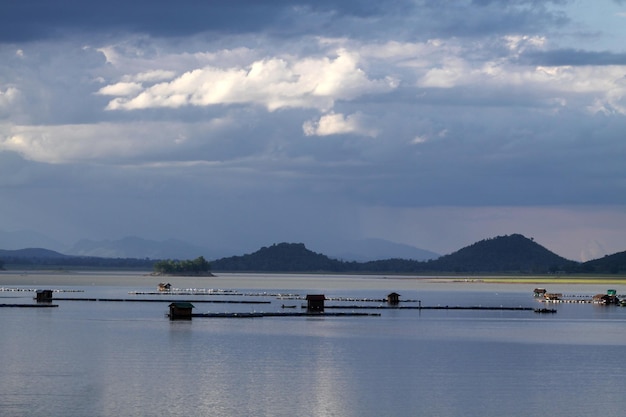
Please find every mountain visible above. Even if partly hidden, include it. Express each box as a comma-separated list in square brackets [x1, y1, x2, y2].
[0, 247, 154, 269]
[424, 234, 576, 273]
[0, 248, 71, 259]
[2, 234, 623, 274]
[211, 234, 577, 273]
[67, 236, 209, 259]
[316, 238, 439, 262]
[211, 243, 346, 272]
[578, 251, 626, 274]
[0, 229, 66, 252]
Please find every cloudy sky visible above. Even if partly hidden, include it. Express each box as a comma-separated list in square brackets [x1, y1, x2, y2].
[1, 0, 626, 261]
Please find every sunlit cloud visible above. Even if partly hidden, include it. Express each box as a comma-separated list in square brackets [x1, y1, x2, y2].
[303, 112, 378, 137]
[1, 0, 626, 259]
[0, 87, 20, 111]
[102, 49, 398, 112]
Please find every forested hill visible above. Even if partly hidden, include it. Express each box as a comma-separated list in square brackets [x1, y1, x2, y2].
[0, 248, 71, 259]
[0, 248, 155, 269]
[210, 235, 579, 274]
[422, 234, 575, 273]
[3, 235, 624, 274]
[579, 251, 626, 274]
[210, 243, 347, 272]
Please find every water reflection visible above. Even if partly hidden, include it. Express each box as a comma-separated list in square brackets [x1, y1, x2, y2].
[2, 276, 626, 416]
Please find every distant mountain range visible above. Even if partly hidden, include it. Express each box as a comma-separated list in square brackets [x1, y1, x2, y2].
[0, 230, 437, 262]
[67, 237, 209, 260]
[209, 235, 580, 274]
[309, 238, 439, 262]
[1, 234, 625, 274]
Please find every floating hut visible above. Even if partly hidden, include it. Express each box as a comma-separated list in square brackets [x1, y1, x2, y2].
[533, 288, 547, 297]
[592, 290, 620, 305]
[158, 283, 172, 291]
[35, 289, 53, 303]
[387, 292, 401, 305]
[306, 294, 326, 313]
[168, 302, 194, 320]
[544, 293, 562, 301]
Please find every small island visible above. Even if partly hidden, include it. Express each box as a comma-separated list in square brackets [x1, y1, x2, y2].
[152, 256, 214, 276]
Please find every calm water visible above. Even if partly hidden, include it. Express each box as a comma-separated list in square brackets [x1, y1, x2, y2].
[1, 273, 626, 417]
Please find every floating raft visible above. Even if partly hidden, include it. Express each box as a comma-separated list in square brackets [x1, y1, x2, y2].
[321, 305, 534, 311]
[53, 298, 270, 304]
[0, 304, 59, 308]
[190, 312, 381, 318]
[534, 308, 557, 313]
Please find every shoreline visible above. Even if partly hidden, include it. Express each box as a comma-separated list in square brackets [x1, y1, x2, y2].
[1, 270, 625, 292]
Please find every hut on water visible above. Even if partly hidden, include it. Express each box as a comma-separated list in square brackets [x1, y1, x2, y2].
[544, 293, 562, 301]
[35, 289, 53, 303]
[168, 302, 195, 320]
[387, 292, 401, 305]
[306, 294, 325, 312]
[592, 290, 620, 305]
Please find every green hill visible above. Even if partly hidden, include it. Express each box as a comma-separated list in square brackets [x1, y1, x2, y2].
[425, 234, 576, 273]
[0, 248, 71, 259]
[578, 251, 626, 274]
[210, 235, 577, 274]
[0, 247, 154, 269]
[2, 234, 624, 274]
[210, 243, 348, 272]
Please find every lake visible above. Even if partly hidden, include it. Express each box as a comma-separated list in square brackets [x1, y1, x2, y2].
[1, 272, 626, 417]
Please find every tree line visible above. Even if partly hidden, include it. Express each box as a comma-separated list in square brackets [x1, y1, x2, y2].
[153, 256, 211, 275]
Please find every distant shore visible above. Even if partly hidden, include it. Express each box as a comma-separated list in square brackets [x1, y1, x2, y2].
[1, 270, 625, 291]
[466, 276, 626, 285]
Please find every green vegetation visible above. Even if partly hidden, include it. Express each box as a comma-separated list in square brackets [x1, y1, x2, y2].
[0, 248, 155, 270]
[573, 251, 626, 274]
[2, 234, 625, 275]
[153, 256, 211, 275]
[210, 235, 580, 274]
[210, 243, 345, 272]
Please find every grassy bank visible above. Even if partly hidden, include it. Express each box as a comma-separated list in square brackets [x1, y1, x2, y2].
[476, 275, 626, 285]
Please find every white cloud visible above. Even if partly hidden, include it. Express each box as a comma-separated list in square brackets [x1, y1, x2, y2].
[103, 49, 398, 112]
[0, 87, 20, 111]
[126, 69, 177, 83]
[418, 57, 468, 88]
[303, 112, 378, 137]
[97, 82, 143, 97]
[410, 37, 626, 115]
[0, 120, 233, 164]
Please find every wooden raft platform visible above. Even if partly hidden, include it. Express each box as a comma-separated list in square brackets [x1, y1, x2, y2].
[52, 298, 270, 304]
[320, 305, 534, 311]
[191, 312, 381, 318]
[0, 304, 59, 308]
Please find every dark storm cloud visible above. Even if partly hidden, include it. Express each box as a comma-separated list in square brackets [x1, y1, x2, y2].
[0, 0, 573, 43]
[0, 0, 404, 42]
[520, 49, 626, 66]
[406, 0, 569, 38]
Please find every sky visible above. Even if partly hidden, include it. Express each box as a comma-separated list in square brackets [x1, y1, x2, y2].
[1, 0, 626, 261]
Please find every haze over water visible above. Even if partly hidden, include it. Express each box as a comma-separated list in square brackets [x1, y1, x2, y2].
[1, 272, 625, 416]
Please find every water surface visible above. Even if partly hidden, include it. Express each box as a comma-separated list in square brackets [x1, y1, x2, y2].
[1, 272, 625, 416]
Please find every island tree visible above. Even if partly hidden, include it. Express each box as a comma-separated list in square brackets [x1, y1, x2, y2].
[153, 256, 211, 275]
